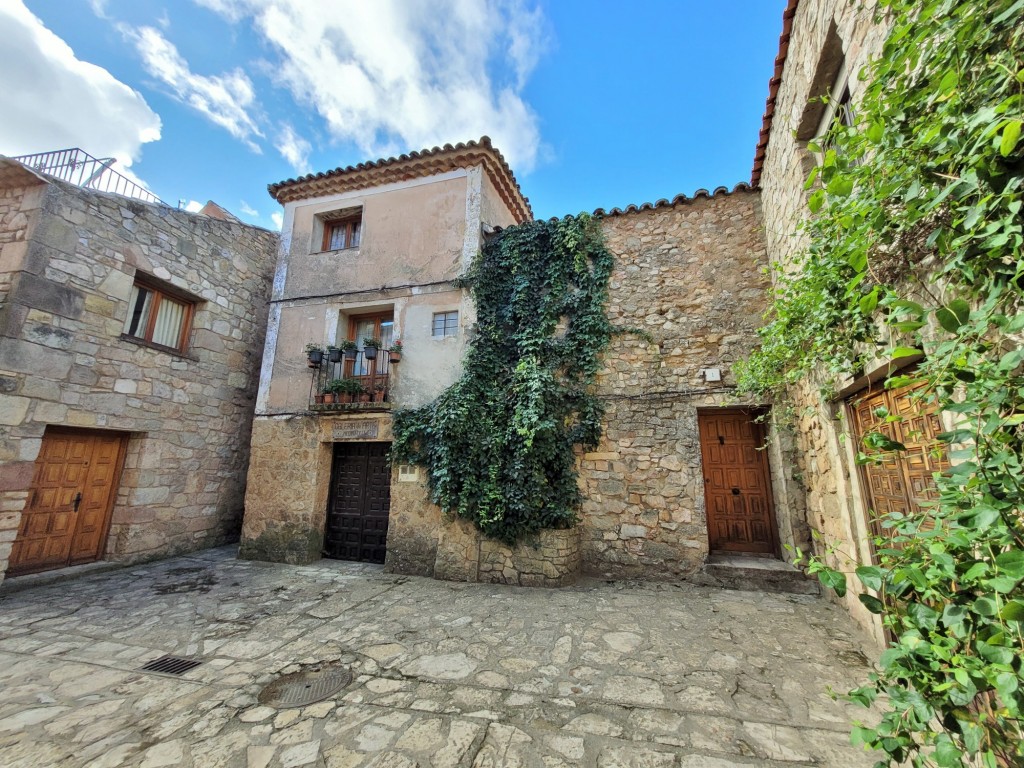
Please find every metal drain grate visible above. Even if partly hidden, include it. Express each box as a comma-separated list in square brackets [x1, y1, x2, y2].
[139, 655, 203, 676]
[258, 663, 353, 708]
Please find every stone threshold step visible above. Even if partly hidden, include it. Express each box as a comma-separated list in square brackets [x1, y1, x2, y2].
[699, 554, 820, 595]
[0, 560, 125, 596]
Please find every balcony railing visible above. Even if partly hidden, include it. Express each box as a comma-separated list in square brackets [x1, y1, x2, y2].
[10, 148, 165, 205]
[309, 350, 392, 410]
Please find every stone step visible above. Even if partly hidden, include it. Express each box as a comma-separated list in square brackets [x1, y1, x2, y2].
[700, 554, 821, 595]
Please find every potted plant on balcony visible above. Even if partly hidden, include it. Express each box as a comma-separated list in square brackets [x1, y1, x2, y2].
[388, 339, 403, 363]
[326, 344, 342, 363]
[362, 337, 381, 360]
[323, 379, 344, 404]
[373, 382, 387, 403]
[340, 339, 358, 360]
[337, 378, 363, 404]
[305, 342, 324, 368]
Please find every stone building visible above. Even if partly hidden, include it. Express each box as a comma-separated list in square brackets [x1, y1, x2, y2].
[753, 0, 955, 641]
[239, 136, 799, 587]
[0, 157, 278, 586]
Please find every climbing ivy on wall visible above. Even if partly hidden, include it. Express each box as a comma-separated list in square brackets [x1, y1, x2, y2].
[738, 1, 1023, 766]
[392, 215, 614, 544]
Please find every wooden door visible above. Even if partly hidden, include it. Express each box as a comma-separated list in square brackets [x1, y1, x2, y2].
[9, 429, 127, 576]
[324, 442, 391, 564]
[849, 381, 950, 543]
[699, 410, 778, 555]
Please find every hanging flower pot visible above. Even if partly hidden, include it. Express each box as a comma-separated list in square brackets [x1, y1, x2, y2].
[388, 339, 403, 363]
[327, 346, 342, 363]
[340, 340, 358, 360]
[305, 343, 324, 367]
[362, 337, 381, 360]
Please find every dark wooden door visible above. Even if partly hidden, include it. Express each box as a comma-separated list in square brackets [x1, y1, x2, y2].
[699, 410, 778, 555]
[849, 381, 950, 543]
[324, 442, 391, 564]
[9, 429, 127, 576]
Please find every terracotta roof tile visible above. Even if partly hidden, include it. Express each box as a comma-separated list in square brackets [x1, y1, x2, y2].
[751, 0, 800, 188]
[267, 136, 532, 223]
[592, 182, 755, 218]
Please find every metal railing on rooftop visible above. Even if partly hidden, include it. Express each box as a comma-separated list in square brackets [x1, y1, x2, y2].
[10, 148, 165, 206]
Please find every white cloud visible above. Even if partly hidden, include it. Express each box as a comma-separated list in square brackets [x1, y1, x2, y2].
[193, 0, 548, 172]
[270, 211, 283, 230]
[183, 199, 204, 212]
[239, 200, 258, 217]
[275, 124, 312, 174]
[123, 25, 263, 151]
[0, 0, 161, 165]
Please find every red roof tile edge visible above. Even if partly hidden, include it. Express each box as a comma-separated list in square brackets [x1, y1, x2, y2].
[267, 136, 532, 221]
[751, 0, 800, 188]
[591, 182, 755, 219]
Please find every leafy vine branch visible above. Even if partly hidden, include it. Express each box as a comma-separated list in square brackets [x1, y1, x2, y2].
[392, 215, 614, 544]
[737, 0, 1024, 765]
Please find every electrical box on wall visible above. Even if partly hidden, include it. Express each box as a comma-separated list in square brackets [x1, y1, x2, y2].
[398, 464, 419, 482]
[701, 368, 722, 382]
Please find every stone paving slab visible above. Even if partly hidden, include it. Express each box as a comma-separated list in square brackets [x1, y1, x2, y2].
[0, 547, 881, 767]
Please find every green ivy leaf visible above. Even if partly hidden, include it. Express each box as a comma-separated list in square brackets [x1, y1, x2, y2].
[866, 121, 884, 143]
[856, 565, 884, 591]
[999, 119, 1021, 157]
[994, 550, 1024, 578]
[859, 593, 885, 613]
[891, 346, 922, 359]
[827, 176, 854, 197]
[859, 289, 879, 315]
[808, 189, 826, 213]
[818, 568, 848, 597]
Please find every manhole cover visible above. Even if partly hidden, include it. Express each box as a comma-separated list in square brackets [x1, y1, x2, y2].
[258, 663, 353, 708]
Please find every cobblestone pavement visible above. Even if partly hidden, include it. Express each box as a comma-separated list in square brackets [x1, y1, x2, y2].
[0, 547, 880, 767]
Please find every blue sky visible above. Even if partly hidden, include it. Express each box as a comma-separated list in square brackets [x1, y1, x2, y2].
[1, 0, 784, 225]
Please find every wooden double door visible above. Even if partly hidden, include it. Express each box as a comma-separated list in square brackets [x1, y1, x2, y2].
[848, 381, 950, 541]
[699, 409, 779, 555]
[324, 442, 391, 564]
[9, 428, 128, 576]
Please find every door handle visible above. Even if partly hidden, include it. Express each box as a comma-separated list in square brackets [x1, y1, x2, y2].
[73, 492, 82, 511]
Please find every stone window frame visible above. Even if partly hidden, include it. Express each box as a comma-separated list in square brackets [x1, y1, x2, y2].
[120, 273, 199, 355]
[316, 207, 362, 253]
[431, 310, 459, 338]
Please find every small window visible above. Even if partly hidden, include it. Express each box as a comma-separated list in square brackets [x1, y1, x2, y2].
[432, 311, 459, 338]
[322, 214, 361, 251]
[122, 279, 195, 352]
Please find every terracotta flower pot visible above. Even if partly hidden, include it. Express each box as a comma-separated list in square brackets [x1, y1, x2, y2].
[389, 351, 401, 363]
[322, 393, 336, 404]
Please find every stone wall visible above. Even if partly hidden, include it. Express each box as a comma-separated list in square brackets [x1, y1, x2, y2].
[431, 517, 581, 587]
[758, 0, 890, 641]
[0, 171, 277, 583]
[579, 190, 791, 578]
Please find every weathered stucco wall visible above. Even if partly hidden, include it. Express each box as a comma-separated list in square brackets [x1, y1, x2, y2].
[578, 191, 790, 578]
[264, 286, 472, 414]
[0, 175, 277, 583]
[282, 174, 469, 300]
[759, 0, 889, 641]
[243, 169, 487, 565]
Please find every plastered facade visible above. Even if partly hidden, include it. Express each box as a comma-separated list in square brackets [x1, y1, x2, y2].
[0, 163, 278, 584]
[240, 158, 518, 565]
